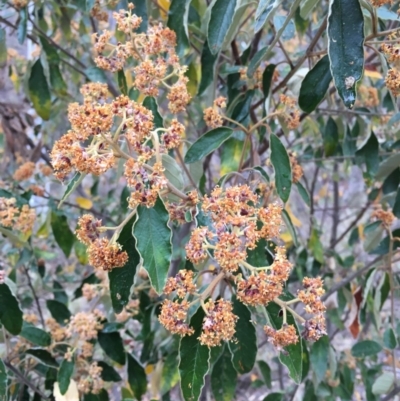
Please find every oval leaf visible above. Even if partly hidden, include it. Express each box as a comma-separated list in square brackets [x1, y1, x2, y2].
[184, 127, 233, 164]
[58, 358, 74, 395]
[28, 59, 51, 120]
[327, 0, 364, 108]
[351, 340, 382, 358]
[299, 55, 332, 113]
[0, 283, 23, 335]
[270, 134, 292, 203]
[51, 212, 75, 258]
[127, 354, 147, 400]
[26, 349, 59, 368]
[133, 197, 172, 294]
[208, 0, 238, 55]
[46, 300, 71, 326]
[21, 322, 51, 347]
[98, 331, 126, 365]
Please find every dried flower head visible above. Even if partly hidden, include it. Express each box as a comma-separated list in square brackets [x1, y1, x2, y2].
[159, 300, 194, 336]
[164, 269, 196, 298]
[13, 161, 35, 181]
[76, 214, 103, 245]
[372, 207, 396, 227]
[298, 277, 326, 315]
[199, 299, 238, 347]
[385, 68, 400, 96]
[88, 238, 128, 271]
[264, 324, 299, 350]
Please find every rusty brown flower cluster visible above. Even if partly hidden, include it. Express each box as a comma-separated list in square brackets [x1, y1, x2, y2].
[158, 185, 326, 349]
[93, 4, 191, 113]
[76, 214, 128, 271]
[0, 197, 36, 234]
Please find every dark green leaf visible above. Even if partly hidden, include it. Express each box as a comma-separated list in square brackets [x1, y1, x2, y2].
[266, 295, 303, 384]
[184, 127, 234, 164]
[247, 237, 273, 268]
[211, 345, 237, 401]
[198, 41, 218, 95]
[51, 212, 74, 258]
[393, 188, 400, 218]
[161, 351, 180, 395]
[109, 217, 140, 313]
[282, 209, 299, 247]
[29, 59, 51, 120]
[208, 0, 238, 55]
[228, 296, 257, 374]
[383, 328, 397, 350]
[327, 0, 365, 108]
[351, 340, 382, 358]
[231, 90, 255, 123]
[98, 331, 126, 365]
[97, 361, 122, 382]
[0, 283, 23, 335]
[262, 64, 276, 99]
[53, 281, 68, 304]
[310, 336, 329, 383]
[263, 393, 284, 401]
[127, 354, 147, 400]
[323, 117, 339, 156]
[270, 134, 292, 202]
[117, 70, 128, 95]
[46, 300, 71, 326]
[143, 97, 164, 129]
[343, 125, 357, 157]
[21, 322, 51, 347]
[355, 132, 379, 176]
[134, 197, 171, 294]
[296, 182, 310, 206]
[371, 228, 400, 255]
[26, 349, 59, 368]
[167, 0, 189, 55]
[299, 55, 332, 113]
[179, 307, 210, 401]
[58, 358, 74, 395]
[258, 361, 271, 388]
[0, 359, 6, 398]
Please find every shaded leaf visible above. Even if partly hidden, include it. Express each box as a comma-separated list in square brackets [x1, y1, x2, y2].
[143, 97, 163, 129]
[109, 217, 140, 313]
[299, 55, 332, 113]
[117, 70, 128, 95]
[351, 340, 382, 358]
[258, 361, 271, 388]
[198, 41, 218, 95]
[310, 336, 329, 384]
[58, 358, 74, 395]
[255, 0, 280, 33]
[179, 307, 210, 401]
[228, 296, 257, 374]
[211, 345, 237, 401]
[0, 283, 23, 335]
[98, 331, 126, 365]
[97, 361, 122, 382]
[29, 59, 51, 120]
[208, 0, 238, 55]
[127, 354, 147, 400]
[262, 64, 277, 99]
[383, 328, 397, 350]
[21, 322, 51, 347]
[0, 359, 6, 398]
[26, 349, 58, 368]
[51, 212, 74, 258]
[46, 300, 71, 326]
[184, 127, 234, 164]
[133, 197, 171, 294]
[327, 0, 365, 108]
[167, 0, 189, 55]
[270, 134, 292, 202]
[355, 132, 379, 176]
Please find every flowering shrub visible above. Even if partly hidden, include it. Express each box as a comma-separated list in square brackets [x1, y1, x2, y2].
[0, 0, 400, 400]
